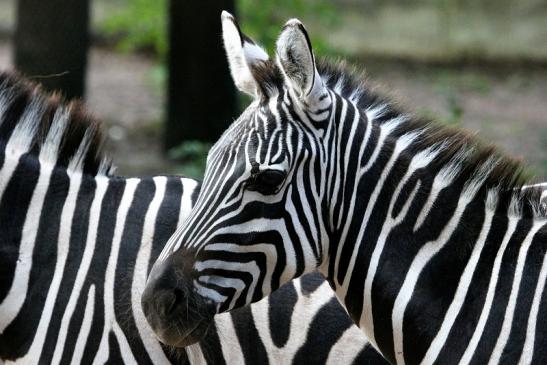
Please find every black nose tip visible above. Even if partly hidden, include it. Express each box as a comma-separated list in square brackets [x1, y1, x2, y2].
[157, 287, 185, 317]
[141, 255, 217, 347]
[141, 258, 188, 320]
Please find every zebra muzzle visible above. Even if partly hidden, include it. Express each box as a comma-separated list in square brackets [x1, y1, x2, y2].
[141, 253, 215, 347]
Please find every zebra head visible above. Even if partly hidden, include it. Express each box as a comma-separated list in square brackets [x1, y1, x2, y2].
[142, 12, 336, 346]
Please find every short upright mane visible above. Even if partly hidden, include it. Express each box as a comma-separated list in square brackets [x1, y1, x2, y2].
[316, 59, 546, 218]
[0, 71, 112, 176]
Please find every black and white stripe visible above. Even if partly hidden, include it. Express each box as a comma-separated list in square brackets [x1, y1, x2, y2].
[0, 72, 387, 364]
[146, 13, 547, 365]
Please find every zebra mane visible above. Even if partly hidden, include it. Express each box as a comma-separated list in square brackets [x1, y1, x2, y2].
[316, 59, 547, 218]
[0, 71, 113, 176]
[249, 58, 546, 218]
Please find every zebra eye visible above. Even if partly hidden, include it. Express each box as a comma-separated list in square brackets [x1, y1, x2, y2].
[246, 169, 287, 195]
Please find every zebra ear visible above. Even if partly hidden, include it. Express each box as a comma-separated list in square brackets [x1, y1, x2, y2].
[221, 11, 269, 97]
[276, 19, 325, 101]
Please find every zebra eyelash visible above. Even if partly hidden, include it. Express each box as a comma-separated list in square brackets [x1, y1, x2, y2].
[244, 161, 287, 195]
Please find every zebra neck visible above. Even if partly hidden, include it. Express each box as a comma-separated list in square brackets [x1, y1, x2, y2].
[322, 108, 547, 363]
[322, 94, 370, 246]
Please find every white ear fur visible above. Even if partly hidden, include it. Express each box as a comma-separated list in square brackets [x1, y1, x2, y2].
[275, 19, 325, 100]
[221, 11, 269, 97]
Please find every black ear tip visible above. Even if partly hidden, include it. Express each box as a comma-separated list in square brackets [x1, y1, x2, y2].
[280, 19, 311, 44]
[221, 10, 246, 46]
[242, 34, 256, 46]
[279, 19, 313, 58]
[283, 18, 304, 28]
[221, 10, 234, 21]
[296, 23, 309, 36]
[221, 11, 238, 29]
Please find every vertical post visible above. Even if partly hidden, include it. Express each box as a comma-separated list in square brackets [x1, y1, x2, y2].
[14, 0, 90, 99]
[165, 0, 237, 150]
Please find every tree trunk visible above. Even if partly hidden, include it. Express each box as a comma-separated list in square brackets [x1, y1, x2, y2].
[165, 0, 237, 150]
[15, 0, 90, 99]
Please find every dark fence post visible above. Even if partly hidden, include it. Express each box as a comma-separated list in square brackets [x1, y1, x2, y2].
[15, 0, 90, 99]
[165, 0, 237, 150]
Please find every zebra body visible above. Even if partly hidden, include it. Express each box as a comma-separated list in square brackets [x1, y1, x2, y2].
[0, 73, 387, 364]
[144, 13, 547, 365]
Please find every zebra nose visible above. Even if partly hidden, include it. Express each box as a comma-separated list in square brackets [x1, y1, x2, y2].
[141, 259, 188, 322]
[142, 254, 217, 347]
[155, 286, 185, 317]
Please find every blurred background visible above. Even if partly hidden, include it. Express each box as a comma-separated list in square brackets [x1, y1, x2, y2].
[0, 0, 545, 180]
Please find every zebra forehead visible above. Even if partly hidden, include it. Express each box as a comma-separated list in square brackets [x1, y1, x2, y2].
[214, 109, 276, 152]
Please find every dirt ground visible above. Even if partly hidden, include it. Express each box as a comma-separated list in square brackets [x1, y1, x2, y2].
[0, 41, 545, 180]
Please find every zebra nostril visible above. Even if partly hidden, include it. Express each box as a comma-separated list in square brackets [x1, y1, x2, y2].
[165, 288, 185, 316]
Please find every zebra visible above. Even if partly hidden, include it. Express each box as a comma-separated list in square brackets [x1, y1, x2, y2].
[0, 71, 389, 364]
[142, 12, 547, 365]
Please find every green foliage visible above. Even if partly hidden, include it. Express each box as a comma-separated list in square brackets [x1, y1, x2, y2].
[100, 0, 167, 56]
[100, 0, 337, 58]
[168, 140, 212, 179]
[238, 0, 337, 54]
